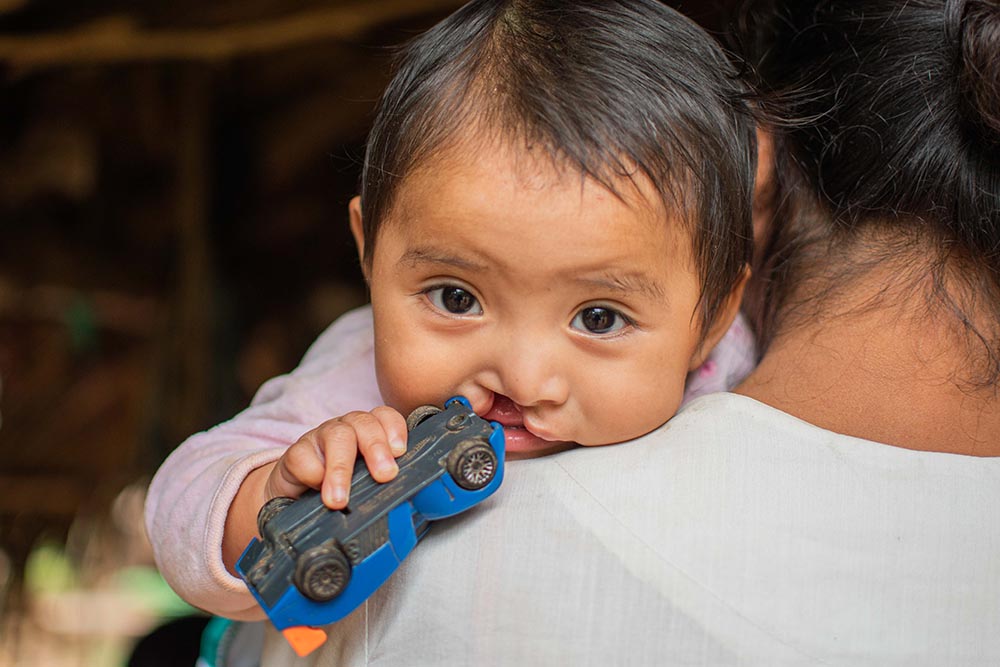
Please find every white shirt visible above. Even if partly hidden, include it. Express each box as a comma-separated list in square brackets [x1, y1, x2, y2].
[258, 392, 1000, 666]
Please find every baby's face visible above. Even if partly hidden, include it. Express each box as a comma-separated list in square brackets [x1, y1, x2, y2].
[354, 138, 709, 459]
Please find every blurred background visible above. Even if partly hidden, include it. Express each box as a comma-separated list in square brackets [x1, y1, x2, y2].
[0, 1, 730, 664]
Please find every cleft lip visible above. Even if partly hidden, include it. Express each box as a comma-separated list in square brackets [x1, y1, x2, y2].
[480, 394, 561, 442]
[480, 393, 524, 428]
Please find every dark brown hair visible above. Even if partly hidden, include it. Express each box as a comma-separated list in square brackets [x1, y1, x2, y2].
[733, 0, 1000, 384]
[360, 0, 756, 337]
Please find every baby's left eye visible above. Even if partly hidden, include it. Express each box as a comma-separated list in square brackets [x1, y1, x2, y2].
[571, 306, 631, 335]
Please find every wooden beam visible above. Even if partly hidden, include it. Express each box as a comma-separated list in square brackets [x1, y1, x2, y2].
[0, 0, 464, 69]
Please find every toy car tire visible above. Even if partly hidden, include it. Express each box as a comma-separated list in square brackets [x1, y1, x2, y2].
[406, 404, 443, 431]
[257, 496, 296, 537]
[447, 440, 498, 490]
[294, 542, 352, 602]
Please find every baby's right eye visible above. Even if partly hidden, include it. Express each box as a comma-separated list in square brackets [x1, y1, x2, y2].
[424, 286, 483, 316]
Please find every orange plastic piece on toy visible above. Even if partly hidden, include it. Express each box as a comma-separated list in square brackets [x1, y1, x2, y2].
[282, 625, 329, 657]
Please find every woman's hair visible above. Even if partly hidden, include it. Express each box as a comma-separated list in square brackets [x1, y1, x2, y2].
[359, 0, 756, 338]
[733, 0, 1000, 384]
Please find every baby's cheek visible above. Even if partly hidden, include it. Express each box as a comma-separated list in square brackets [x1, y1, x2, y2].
[373, 352, 414, 412]
[374, 349, 455, 416]
[583, 372, 685, 445]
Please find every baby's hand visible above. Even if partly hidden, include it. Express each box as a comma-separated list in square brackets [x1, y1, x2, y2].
[266, 406, 408, 510]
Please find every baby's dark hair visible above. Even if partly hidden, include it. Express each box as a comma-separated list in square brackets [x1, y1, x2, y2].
[360, 0, 755, 337]
[733, 0, 1000, 383]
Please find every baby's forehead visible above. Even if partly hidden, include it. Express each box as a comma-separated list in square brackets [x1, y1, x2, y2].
[408, 126, 685, 227]
[385, 157, 698, 280]
[382, 133, 697, 274]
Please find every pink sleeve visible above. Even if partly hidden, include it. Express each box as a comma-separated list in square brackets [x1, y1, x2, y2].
[681, 311, 757, 405]
[144, 306, 382, 619]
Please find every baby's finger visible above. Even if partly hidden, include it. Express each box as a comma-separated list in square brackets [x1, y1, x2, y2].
[314, 420, 362, 509]
[340, 411, 399, 483]
[370, 405, 409, 457]
[268, 439, 326, 498]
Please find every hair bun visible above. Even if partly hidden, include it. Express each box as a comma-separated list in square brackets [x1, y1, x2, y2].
[959, 0, 1000, 140]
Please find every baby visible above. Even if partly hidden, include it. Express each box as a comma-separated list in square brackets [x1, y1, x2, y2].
[147, 0, 757, 621]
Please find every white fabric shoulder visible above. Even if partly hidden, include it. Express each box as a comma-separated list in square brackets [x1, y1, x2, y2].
[269, 392, 1000, 666]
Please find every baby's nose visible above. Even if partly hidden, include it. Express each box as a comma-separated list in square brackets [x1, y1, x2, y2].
[493, 336, 570, 408]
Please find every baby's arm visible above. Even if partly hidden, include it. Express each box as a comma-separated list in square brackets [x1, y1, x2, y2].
[145, 306, 385, 619]
[221, 406, 407, 573]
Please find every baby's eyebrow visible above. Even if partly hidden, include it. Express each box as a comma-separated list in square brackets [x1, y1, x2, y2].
[400, 246, 665, 301]
[573, 272, 666, 301]
[399, 247, 487, 272]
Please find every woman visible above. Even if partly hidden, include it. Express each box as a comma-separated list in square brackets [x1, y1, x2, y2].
[261, 1, 1000, 663]
[738, 0, 1000, 456]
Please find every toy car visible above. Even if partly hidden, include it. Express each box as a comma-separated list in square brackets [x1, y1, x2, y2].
[235, 396, 505, 656]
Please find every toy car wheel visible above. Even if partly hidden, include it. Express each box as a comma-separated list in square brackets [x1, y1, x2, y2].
[447, 440, 498, 490]
[256, 496, 295, 536]
[294, 543, 352, 602]
[406, 404, 442, 431]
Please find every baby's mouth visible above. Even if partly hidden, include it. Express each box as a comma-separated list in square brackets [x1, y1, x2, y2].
[480, 394, 559, 441]
[478, 394, 572, 457]
[480, 394, 525, 429]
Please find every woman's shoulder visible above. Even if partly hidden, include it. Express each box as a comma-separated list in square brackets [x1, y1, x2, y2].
[559, 392, 1000, 502]
[535, 392, 1000, 661]
[299, 389, 1000, 665]
[640, 391, 829, 453]
[667, 391, 999, 460]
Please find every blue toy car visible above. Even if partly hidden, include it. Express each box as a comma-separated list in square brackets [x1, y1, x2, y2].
[235, 396, 505, 656]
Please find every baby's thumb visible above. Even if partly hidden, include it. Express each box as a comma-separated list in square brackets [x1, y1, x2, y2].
[263, 458, 314, 501]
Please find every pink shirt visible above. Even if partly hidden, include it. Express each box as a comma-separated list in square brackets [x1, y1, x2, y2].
[144, 305, 755, 619]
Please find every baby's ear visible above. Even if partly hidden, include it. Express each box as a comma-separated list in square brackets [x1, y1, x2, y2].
[349, 196, 369, 281]
[688, 265, 751, 371]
